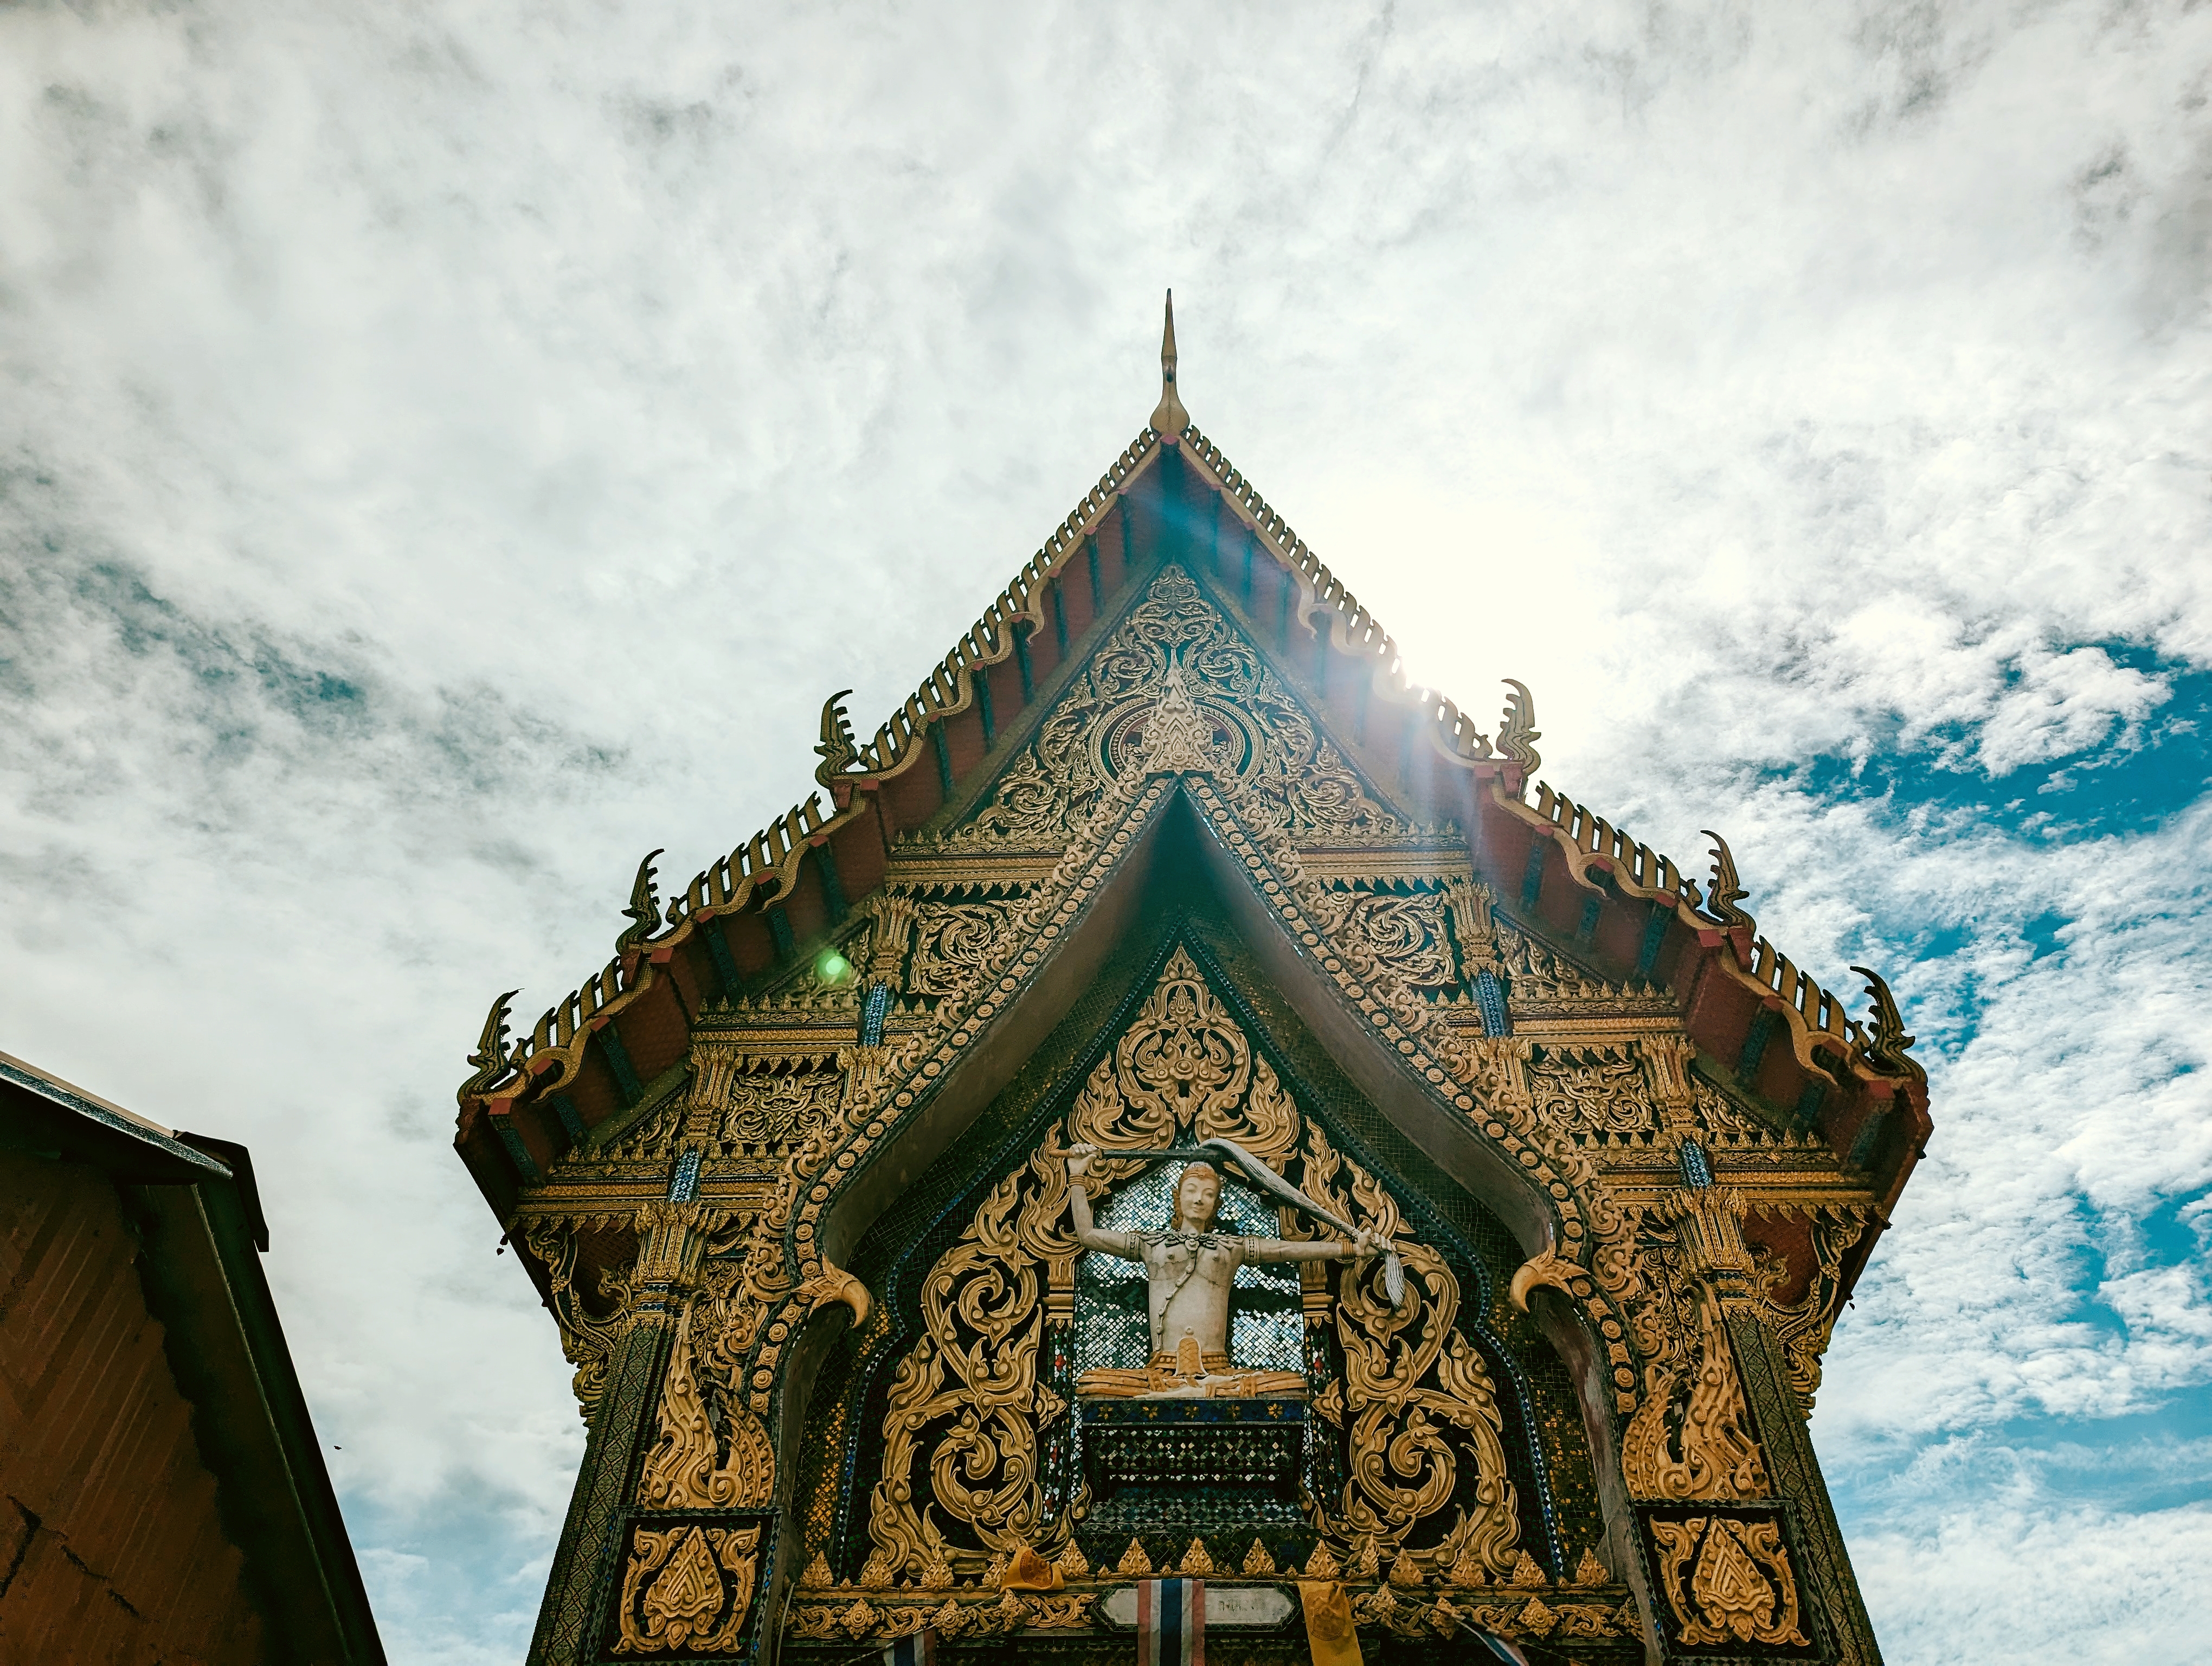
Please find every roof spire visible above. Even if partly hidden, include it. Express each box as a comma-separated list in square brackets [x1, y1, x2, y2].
[1149, 289, 1188, 438]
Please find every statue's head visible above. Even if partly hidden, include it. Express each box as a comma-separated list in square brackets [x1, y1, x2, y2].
[1172, 1162, 1221, 1232]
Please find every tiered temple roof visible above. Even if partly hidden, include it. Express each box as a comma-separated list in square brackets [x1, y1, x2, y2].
[454, 297, 1930, 1303]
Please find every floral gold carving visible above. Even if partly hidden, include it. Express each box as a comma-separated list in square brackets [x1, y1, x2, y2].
[860, 1151, 1063, 1575]
[612, 1523, 760, 1654]
[1529, 1046, 1654, 1140]
[1311, 886, 1461, 998]
[1650, 1514, 1809, 1648]
[1491, 926, 1666, 1016]
[638, 1299, 776, 1509]
[685, 1051, 843, 1156]
[951, 567, 1404, 850]
[1693, 1079, 1765, 1138]
[1300, 1120, 1524, 1578]
[907, 902, 1023, 1001]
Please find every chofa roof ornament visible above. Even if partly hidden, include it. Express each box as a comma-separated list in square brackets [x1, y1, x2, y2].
[1497, 679, 1541, 775]
[1699, 829, 1755, 930]
[1851, 964, 1927, 1084]
[814, 689, 861, 789]
[615, 849, 665, 956]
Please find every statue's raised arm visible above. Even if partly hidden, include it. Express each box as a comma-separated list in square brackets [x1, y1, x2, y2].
[1240, 1223, 1390, 1264]
[1063, 1143, 1142, 1259]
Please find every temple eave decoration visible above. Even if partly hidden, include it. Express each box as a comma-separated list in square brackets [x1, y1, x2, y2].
[460, 297, 1925, 1666]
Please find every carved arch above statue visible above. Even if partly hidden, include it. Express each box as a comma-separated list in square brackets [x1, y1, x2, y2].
[786, 926, 1589, 1597]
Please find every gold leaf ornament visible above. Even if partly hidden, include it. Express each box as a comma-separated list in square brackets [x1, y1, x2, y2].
[613, 1524, 760, 1655]
[1652, 1515, 1809, 1648]
[635, 1300, 775, 1510]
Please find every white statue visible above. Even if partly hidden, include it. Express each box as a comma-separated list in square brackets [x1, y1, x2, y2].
[1064, 1142, 1384, 1399]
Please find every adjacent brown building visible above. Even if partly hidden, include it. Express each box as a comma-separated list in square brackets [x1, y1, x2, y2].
[1, 1050, 383, 1664]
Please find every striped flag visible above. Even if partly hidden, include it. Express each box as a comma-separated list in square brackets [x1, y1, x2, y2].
[877, 1630, 935, 1666]
[1136, 1577, 1205, 1666]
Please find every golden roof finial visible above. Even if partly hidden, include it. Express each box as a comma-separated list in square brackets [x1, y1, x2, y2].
[1149, 289, 1188, 437]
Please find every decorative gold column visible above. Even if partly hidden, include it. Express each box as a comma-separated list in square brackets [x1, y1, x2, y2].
[1722, 1273, 1883, 1664]
[1630, 1173, 1882, 1664]
[526, 1201, 712, 1666]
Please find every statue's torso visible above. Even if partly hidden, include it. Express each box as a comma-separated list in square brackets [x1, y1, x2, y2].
[1138, 1231, 1245, 1355]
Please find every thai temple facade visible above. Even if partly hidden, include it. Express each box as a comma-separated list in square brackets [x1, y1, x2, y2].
[454, 301, 1930, 1666]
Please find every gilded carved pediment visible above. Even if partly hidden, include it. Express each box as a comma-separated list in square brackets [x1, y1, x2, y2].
[947, 566, 1409, 851]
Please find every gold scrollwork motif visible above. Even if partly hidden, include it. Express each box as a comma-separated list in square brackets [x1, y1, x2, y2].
[1311, 887, 1462, 999]
[1621, 1270, 1771, 1502]
[638, 1297, 776, 1510]
[907, 901, 1023, 1001]
[1299, 1121, 1524, 1578]
[613, 1523, 761, 1655]
[951, 567, 1404, 850]
[1650, 1515, 1809, 1648]
[1528, 1046, 1654, 1140]
[520, 1221, 628, 1421]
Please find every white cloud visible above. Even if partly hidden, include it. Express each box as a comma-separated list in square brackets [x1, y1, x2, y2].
[1850, 1500, 2212, 1665]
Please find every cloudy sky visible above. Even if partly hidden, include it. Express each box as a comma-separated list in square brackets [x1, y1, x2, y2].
[4, 2, 2209, 1660]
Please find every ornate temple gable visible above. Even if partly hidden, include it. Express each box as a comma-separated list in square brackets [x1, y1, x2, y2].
[464, 304, 1918, 1666]
[455, 310, 1929, 1263]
